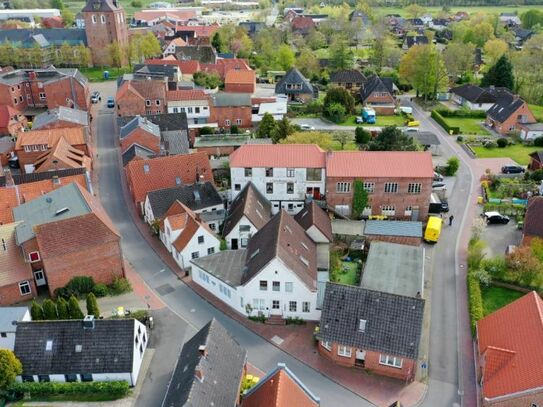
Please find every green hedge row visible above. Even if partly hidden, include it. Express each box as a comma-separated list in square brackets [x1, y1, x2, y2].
[431, 110, 460, 135]
[435, 108, 486, 119]
[8, 381, 130, 399]
[467, 273, 484, 335]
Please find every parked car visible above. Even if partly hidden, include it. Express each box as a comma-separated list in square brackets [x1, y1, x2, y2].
[91, 91, 101, 104]
[432, 182, 446, 191]
[355, 116, 363, 124]
[483, 211, 510, 225]
[300, 124, 315, 130]
[433, 171, 444, 182]
[106, 97, 115, 108]
[501, 165, 525, 174]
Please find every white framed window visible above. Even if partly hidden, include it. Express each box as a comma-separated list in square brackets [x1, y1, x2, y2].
[244, 168, 252, 177]
[337, 345, 352, 358]
[240, 238, 249, 247]
[28, 251, 40, 262]
[236, 119, 242, 125]
[321, 340, 332, 351]
[207, 247, 215, 255]
[289, 301, 297, 312]
[234, 184, 241, 191]
[253, 298, 265, 310]
[32, 145, 39, 152]
[408, 183, 422, 194]
[39, 92, 46, 100]
[156, 100, 161, 106]
[173, 107, 179, 113]
[363, 182, 375, 193]
[285, 282, 293, 292]
[286, 168, 295, 177]
[302, 301, 310, 312]
[384, 182, 399, 193]
[187, 107, 193, 113]
[336, 182, 351, 193]
[145, 100, 151, 106]
[195, 107, 200, 113]
[100, 15, 106, 24]
[198, 236, 204, 244]
[225, 119, 231, 126]
[286, 183, 294, 194]
[265, 167, 273, 177]
[24, 145, 31, 152]
[91, 15, 97, 24]
[405, 206, 413, 216]
[259, 280, 267, 291]
[272, 281, 280, 291]
[191, 252, 199, 259]
[19, 281, 31, 295]
[379, 354, 403, 368]
[266, 183, 273, 194]
[381, 205, 396, 216]
[272, 300, 280, 309]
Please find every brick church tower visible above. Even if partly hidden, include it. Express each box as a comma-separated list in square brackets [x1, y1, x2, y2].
[82, 0, 129, 66]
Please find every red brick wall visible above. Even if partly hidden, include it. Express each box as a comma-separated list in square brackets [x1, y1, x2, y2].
[0, 117, 27, 136]
[0, 82, 26, 109]
[116, 91, 145, 117]
[486, 102, 537, 135]
[43, 78, 90, 111]
[0, 280, 37, 306]
[120, 128, 160, 153]
[208, 106, 252, 128]
[83, 9, 129, 66]
[317, 341, 356, 367]
[42, 240, 124, 296]
[224, 82, 255, 93]
[326, 176, 433, 220]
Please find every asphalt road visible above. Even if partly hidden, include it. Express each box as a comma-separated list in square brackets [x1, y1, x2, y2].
[92, 83, 372, 407]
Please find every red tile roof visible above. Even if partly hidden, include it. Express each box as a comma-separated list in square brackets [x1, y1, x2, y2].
[175, 24, 219, 38]
[15, 127, 86, 149]
[0, 222, 33, 288]
[117, 80, 167, 102]
[477, 291, 543, 399]
[326, 151, 434, 178]
[201, 59, 251, 79]
[230, 145, 326, 168]
[33, 137, 91, 172]
[126, 152, 213, 204]
[224, 69, 255, 85]
[163, 200, 216, 251]
[134, 9, 196, 22]
[291, 15, 316, 30]
[166, 89, 208, 102]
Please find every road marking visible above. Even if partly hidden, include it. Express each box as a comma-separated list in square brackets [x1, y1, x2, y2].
[271, 335, 284, 345]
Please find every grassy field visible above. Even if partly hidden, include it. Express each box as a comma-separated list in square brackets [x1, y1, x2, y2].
[529, 104, 543, 122]
[374, 5, 542, 18]
[339, 114, 405, 127]
[79, 66, 131, 82]
[334, 262, 359, 286]
[481, 286, 524, 316]
[442, 116, 490, 135]
[472, 144, 540, 165]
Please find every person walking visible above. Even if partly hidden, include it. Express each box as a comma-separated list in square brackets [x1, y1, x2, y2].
[449, 215, 454, 226]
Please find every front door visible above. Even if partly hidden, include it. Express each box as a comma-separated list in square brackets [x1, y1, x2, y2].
[231, 239, 238, 250]
[270, 300, 281, 315]
[34, 269, 46, 287]
[355, 349, 366, 367]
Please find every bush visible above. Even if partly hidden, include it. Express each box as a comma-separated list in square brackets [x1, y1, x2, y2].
[42, 299, 58, 320]
[285, 316, 306, 325]
[108, 277, 132, 296]
[56, 297, 70, 320]
[481, 257, 507, 281]
[199, 126, 214, 135]
[483, 141, 497, 149]
[68, 295, 84, 319]
[436, 108, 486, 118]
[444, 156, 460, 176]
[92, 284, 108, 298]
[130, 0, 142, 6]
[467, 273, 484, 335]
[130, 310, 149, 323]
[534, 136, 543, 147]
[248, 315, 266, 323]
[30, 300, 44, 320]
[530, 169, 543, 182]
[229, 124, 240, 134]
[8, 381, 130, 400]
[496, 138, 508, 148]
[456, 135, 464, 142]
[59, 276, 95, 298]
[355, 127, 371, 145]
[86, 293, 100, 318]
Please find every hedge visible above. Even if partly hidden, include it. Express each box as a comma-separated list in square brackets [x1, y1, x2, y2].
[467, 273, 484, 335]
[434, 108, 486, 119]
[8, 381, 130, 400]
[431, 110, 460, 135]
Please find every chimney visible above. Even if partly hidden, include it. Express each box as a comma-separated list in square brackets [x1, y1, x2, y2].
[83, 315, 95, 329]
[194, 367, 204, 382]
[198, 344, 207, 357]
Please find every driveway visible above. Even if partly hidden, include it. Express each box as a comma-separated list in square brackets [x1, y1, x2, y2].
[291, 117, 359, 131]
[481, 218, 522, 258]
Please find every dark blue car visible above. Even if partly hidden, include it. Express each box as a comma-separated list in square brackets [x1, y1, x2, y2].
[107, 97, 115, 108]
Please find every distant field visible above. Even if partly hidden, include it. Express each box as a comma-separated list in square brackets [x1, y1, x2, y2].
[65, 0, 160, 17]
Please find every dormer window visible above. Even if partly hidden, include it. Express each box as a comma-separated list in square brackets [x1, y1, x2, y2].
[359, 319, 366, 332]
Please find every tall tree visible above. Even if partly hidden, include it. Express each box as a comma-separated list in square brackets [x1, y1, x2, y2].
[77, 44, 91, 67]
[86, 293, 100, 318]
[42, 299, 58, 320]
[483, 38, 508, 68]
[323, 87, 355, 115]
[355, 127, 371, 145]
[368, 126, 418, 151]
[211, 32, 224, 53]
[61, 9, 74, 27]
[329, 36, 353, 71]
[512, 33, 543, 104]
[521, 9, 543, 29]
[481, 55, 514, 90]
[0, 350, 22, 390]
[108, 41, 122, 67]
[256, 112, 276, 138]
[56, 297, 70, 320]
[30, 300, 43, 320]
[276, 44, 295, 71]
[442, 42, 476, 80]
[68, 295, 84, 319]
[332, 131, 353, 150]
[296, 48, 320, 80]
[271, 116, 293, 143]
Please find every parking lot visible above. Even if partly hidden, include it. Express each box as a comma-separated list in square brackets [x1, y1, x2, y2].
[480, 215, 522, 257]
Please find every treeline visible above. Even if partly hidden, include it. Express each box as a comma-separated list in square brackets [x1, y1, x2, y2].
[315, 0, 543, 6]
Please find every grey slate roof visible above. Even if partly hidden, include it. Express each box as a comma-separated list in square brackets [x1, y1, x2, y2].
[0, 29, 88, 48]
[450, 84, 497, 104]
[364, 220, 422, 238]
[275, 68, 314, 95]
[294, 201, 333, 242]
[12, 183, 91, 244]
[175, 45, 217, 64]
[133, 64, 179, 81]
[211, 92, 252, 107]
[161, 129, 190, 155]
[14, 319, 138, 375]
[318, 283, 425, 359]
[0, 67, 87, 86]
[404, 35, 428, 48]
[222, 182, 271, 237]
[191, 250, 247, 286]
[119, 115, 161, 139]
[12, 168, 87, 185]
[33, 107, 88, 130]
[162, 318, 246, 407]
[330, 69, 366, 84]
[362, 241, 424, 298]
[117, 113, 188, 133]
[146, 182, 223, 219]
[487, 94, 528, 124]
[0, 307, 28, 333]
[122, 143, 156, 166]
[360, 75, 394, 102]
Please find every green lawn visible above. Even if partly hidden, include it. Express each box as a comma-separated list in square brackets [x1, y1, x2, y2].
[471, 144, 540, 165]
[442, 117, 490, 135]
[79, 66, 131, 82]
[339, 114, 405, 127]
[481, 286, 524, 316]
[334, 262, 359, 286]
[529, 104, 543, 122]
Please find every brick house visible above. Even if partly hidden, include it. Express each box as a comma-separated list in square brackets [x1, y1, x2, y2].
[115, 80, 168, 117]
[521, 196, 543, 246]
[125, 152, 213, 213]
[476, 291, 543, 407]
[14, 127, 89, 173]
[325, 151, 434, 220]
[224, 69, 256, 94]
[12, 182, 124, 296]
[359, 75, 396, 115]
[119, 115, 161, 154]
[32, 107, 88, 131]
[209, 93, 252, 129]
[486, 94, 536, 136]
[317, 282, 424, 381]
[329, 70, 366, 97]
[0, 223, 36, 305]
[82, 0, 129, 66]
[528, 151, 543, 171]
[0, 68, 89, 112]
[0, 105, 27, 136]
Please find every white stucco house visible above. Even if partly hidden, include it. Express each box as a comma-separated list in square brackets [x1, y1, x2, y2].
[160, 201, 221, 270]
[14, 316, 147, 386]
[167, 89, 211, 125]
[229, 144, 326, 215]
[191, 211, 321, 321]
[222, 182, 271, 250]
[0, 307, 31, 351]
[162, 37, 187, 57]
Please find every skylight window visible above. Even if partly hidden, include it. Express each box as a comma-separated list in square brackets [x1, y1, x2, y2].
[299, 255, 309, 266]
[250, 249, 260, 259]
[45, 340, 53, 351]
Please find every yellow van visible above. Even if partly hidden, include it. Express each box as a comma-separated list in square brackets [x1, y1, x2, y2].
[424, 216, 442, 243]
